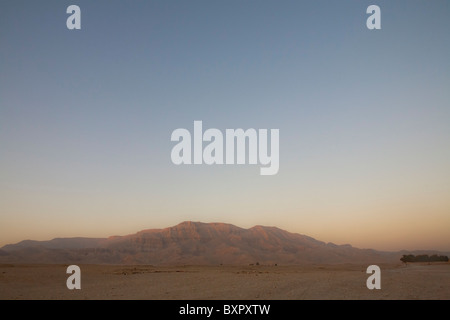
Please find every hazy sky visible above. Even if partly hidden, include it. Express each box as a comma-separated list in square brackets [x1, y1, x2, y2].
[1, 0, 449, 251]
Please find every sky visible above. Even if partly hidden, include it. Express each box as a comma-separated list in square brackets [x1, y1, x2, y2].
[1, 0, 449, 252]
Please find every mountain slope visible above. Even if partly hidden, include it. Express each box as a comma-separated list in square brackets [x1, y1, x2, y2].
[0, 221, 404, 265]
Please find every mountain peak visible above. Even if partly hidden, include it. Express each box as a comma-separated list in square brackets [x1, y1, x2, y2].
[174, 221, 206, 229]
[177, 220, 201, 226]
[0, 221, 402, 265]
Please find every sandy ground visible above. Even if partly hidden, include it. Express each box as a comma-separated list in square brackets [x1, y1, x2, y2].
[0, 263, 448, 300]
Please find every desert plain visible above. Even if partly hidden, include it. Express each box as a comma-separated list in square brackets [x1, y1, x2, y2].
[0, 262, 448, 300]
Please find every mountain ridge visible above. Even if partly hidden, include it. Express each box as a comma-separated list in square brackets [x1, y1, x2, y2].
[1, 221, 446, 265]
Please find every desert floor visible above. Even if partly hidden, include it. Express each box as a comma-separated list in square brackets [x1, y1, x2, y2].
[0, 263, 448, 300]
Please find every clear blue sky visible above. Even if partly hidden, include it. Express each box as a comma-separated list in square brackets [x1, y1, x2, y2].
[1, 0, 449, 251]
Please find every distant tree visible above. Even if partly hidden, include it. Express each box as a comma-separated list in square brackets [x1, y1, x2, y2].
[400, 254, 414, 263]
[400, 254, 448, 263]
[416, 255, 429, 262]
[400, 254, 408, 264]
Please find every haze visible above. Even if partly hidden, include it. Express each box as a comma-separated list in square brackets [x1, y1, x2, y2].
[1, 1, 449, 252]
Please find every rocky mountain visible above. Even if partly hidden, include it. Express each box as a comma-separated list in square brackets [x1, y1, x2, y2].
[0, 221, 405, 265]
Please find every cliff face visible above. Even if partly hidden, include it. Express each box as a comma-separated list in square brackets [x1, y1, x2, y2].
[1, 221, 396, 265]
